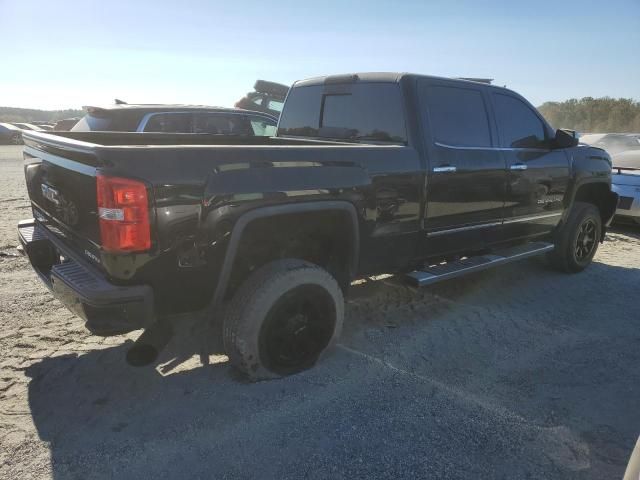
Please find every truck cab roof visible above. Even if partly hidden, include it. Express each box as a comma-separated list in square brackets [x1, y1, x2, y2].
[294, 71, 511, 94]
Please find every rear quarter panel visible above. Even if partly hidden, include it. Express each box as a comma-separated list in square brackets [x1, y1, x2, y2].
[94, 143, 423, 311]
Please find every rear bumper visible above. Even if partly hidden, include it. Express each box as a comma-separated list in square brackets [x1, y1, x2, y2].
[18, 219, 155, 336]
[612, 183, 640, 220]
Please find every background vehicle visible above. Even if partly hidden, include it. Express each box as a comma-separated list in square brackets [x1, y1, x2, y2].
[580, 133, 640, 155]
[11, 122, 43, 131]
[53, 118, 81, 131]
[71, 104, 277, 136]
[235, 80, 289, 118]
[0, 122, 23, 144]
[18, 73, 617, 381]
[611, 150, 640, 224]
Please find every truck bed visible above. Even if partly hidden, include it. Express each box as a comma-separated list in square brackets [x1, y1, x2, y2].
[28, 130, 360, 147]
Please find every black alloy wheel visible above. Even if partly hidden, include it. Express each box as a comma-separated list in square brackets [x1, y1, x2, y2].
[574, 218, 597, 262]
[259, 285, 336, 375]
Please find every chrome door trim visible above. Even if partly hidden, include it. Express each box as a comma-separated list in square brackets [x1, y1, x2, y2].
[426, 212, 563, 237]
[434, 141, 550, 153]
[502, 212, 562, 224]
[433, 165, 457, 173]
[510, 163, 528, 170]
[427, 221, 501, 237]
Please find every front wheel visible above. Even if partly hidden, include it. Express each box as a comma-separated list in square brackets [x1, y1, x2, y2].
[223, 259, 344, 381]
[547, 202, 601, 273]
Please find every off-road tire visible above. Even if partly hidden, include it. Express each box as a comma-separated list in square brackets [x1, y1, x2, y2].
[223, 259, 344, 381]
[547, 202, 601, 273]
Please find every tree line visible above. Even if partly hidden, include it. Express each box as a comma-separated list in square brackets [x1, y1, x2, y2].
[538, 97, 640, 133]
[0, 107, 84, 123]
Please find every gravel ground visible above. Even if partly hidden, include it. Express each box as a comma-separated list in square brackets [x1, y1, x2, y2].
[1, 144, 639, 479]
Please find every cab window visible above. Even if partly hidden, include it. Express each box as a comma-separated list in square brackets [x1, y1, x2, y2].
[492, 93, 547, 148]
[422, 85, 492, 147]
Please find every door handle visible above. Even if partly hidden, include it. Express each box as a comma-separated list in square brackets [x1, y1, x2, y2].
[433, 165, 457, 173]
[510, 163, 528, 171]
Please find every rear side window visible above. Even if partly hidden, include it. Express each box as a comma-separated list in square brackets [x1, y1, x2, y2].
[144, 113, 192, 133]
[493, 93, 546, 148]
[278, 83, 407, 143]
[193, 113, 252, 135]
[422, 85, 492, 147]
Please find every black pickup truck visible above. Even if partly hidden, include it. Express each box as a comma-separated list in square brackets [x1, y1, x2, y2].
[18, 72, 618, 380]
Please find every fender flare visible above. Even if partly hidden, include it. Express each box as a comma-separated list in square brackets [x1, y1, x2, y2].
[567, 178, 619, 226]
[209, 201, 360, 309]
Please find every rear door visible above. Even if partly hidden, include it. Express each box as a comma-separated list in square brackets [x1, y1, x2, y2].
[491, 92, 569, 241]
[418, 80, 506, 255]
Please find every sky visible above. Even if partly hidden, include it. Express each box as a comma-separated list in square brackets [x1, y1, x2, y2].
[0, 0, 638, 110]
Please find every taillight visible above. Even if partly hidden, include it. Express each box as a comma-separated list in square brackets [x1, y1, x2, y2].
[96, 174, 151, 253]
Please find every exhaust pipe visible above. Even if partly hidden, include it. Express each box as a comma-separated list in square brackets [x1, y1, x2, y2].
[126, 322, 173, 367]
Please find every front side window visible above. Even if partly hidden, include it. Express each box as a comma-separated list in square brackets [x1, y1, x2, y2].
[143, 113, 191, 133]
[422, 85, 492, 147]
[493, 93, 546, 148]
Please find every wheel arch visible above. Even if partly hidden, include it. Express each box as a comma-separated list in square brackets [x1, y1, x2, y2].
[569, 180, 618, 238]
[209, 201, 359, 309]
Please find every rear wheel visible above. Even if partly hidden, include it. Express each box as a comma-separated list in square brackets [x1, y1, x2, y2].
[547, 202, 601, 273]
[223, 259, 344, 381]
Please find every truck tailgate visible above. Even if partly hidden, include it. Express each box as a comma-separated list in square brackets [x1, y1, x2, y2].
[23, 132, 103, 263]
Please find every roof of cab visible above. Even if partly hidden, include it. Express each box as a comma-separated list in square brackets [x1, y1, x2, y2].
[294, 72, 509, 93]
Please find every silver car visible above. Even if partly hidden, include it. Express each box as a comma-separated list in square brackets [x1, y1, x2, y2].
[611, 150, 640, 224]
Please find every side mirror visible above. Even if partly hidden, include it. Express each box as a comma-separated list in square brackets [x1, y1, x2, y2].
[554, 128, 579, 149]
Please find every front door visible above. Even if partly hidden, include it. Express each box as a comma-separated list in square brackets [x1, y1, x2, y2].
[418, 80, 506, 256]
[490, 92, 570, 241]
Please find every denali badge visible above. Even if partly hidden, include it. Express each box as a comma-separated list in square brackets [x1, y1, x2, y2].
[41, 184, 60, 205]
[84, 249, 100, 264]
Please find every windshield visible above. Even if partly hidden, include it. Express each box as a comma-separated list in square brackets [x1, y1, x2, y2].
[278, 83, 407, 144]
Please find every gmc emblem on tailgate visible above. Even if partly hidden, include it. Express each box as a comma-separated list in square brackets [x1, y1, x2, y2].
[41, 184, 60, 205]
[40, 183, 80, 226]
